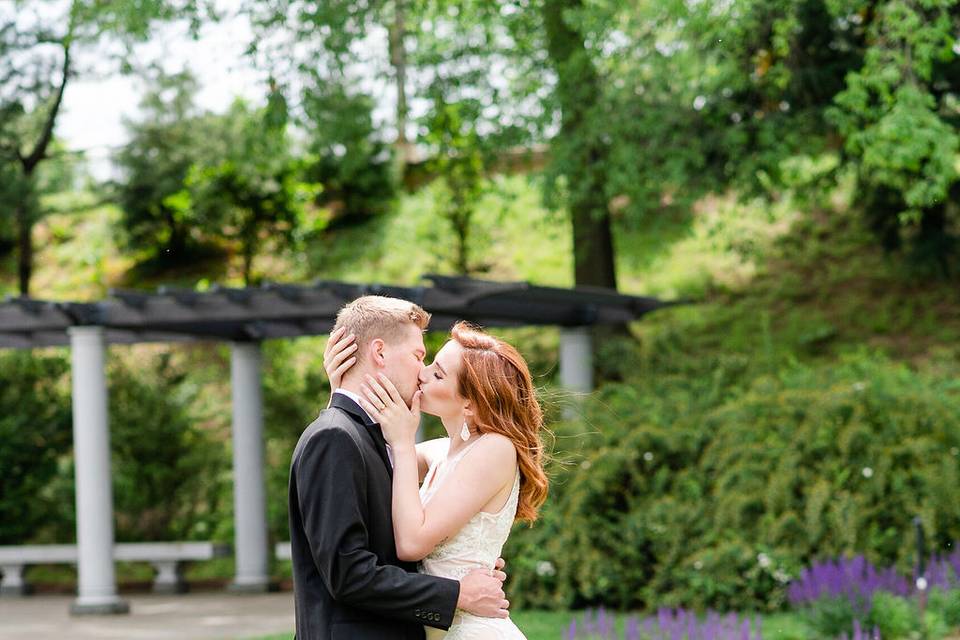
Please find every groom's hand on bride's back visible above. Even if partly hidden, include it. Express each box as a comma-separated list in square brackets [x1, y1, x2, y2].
[456, 567, 510, 618]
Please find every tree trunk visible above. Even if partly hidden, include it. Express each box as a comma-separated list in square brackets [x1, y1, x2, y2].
[163, 207, 187, 261]
[13, 41, 71, 297]
[242, 241, 254, 286]
[15, 202, 32, 297]
[389, 0, 410, 164]
[451, 204, 471, 275]
[542, 0, 617, 290]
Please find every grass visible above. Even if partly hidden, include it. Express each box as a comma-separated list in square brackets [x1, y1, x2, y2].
[2, 173, 790, 300]
[240, 609, 813, 640]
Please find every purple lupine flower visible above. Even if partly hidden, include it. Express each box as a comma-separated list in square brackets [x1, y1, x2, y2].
[624, 608, 761, 640]
[583, 608, 596, 635]
[788, 555, 910, 615]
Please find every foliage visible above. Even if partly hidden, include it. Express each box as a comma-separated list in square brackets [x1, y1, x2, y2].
[422, 93, 492, 275]
[789, 552, 960, 638]
[504, 348, 960, 612]
[114, 69, 212, 263]
[826, 0, 960, 274]
[789, 556, 912, 613]
[0, 351, 71, 544]
[300, 82, 396, 226]
[929, 587, 960, 628]
[0, 0, 210, 294]
[107, 351, 226, 541]
[246, 1, 398, 226]
[261, 339, 330, 541]
[180, 99, 321, 284]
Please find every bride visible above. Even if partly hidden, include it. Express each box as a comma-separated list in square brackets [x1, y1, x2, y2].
[325, 321, 549, 639]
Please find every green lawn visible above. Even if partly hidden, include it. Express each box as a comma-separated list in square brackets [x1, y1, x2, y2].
[243, 608, 812, 640]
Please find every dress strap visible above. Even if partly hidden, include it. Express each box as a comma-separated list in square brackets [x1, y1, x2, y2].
[420, 435, 486, 499]
[446, 433, 487, 466]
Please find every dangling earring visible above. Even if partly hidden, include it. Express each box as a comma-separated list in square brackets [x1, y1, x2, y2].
[460, 421, 471, 441]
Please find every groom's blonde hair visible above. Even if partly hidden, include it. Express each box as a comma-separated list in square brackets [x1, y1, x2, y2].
[333, 296, 431, 357]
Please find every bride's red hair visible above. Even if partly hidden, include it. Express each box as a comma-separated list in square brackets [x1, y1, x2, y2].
[449, 321, 548, 522]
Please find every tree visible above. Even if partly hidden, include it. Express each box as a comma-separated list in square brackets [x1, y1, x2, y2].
[423, 94, 489, 275]
[827, 0, 960, 275]
[541, 0, 617, 289]
[245, 1, 401, 226]
[299, 80, 396, 225]
[115, 69, 210, 264]
[0, 0, 210, 296]
[183, 99, 319, 285]
[246, 0, 417, 158]
[670, 0, 960, 275]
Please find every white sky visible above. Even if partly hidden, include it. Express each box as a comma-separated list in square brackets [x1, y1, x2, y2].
[48, 2, 520, 181]
[57, 10, 268, 180]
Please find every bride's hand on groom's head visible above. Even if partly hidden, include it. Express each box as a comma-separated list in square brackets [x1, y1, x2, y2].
[359, 373, 422, 447]
[323, 327, 358, 390]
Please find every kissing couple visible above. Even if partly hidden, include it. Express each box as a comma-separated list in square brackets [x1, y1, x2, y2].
[288, 295, 549, 639]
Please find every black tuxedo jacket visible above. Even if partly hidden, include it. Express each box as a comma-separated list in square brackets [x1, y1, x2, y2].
[289, 393, 459, 640]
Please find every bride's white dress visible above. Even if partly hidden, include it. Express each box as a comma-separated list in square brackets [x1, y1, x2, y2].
[418, 437, 526, 640]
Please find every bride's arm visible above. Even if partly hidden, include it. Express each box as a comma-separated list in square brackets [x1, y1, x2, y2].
[415, 437, 449, 482]
[357, 373, 516, 562]
[390, 434, 516, 562]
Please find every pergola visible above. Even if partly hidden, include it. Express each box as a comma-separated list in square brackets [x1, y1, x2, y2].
[0, 274, 671, 614]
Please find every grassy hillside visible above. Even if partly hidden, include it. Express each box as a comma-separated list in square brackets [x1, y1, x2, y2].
[6, 174, 957, 372]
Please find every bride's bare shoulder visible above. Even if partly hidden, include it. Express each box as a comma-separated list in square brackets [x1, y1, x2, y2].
[473, 432, 518, 466]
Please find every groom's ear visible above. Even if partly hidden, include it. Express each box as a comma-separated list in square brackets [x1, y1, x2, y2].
[370, 338, 386, 367]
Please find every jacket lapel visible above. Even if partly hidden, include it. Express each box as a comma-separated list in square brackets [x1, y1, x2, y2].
[329, 392, 393, 477]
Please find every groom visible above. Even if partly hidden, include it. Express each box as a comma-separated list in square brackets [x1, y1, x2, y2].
[289, 295, 509, 639]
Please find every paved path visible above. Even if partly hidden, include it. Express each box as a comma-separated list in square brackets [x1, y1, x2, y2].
[0, 592, 294, 640]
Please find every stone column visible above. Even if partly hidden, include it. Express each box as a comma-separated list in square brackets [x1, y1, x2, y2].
[69, 326, 128, 615]
[229, 341, 270, 592]
[559, 327, 594, 418]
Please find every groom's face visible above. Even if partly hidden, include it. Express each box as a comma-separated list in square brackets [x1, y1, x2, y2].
[377, 323, 427, 405]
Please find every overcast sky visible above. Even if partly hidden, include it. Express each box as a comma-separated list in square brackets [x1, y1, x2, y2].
[56, 8, 268, 179]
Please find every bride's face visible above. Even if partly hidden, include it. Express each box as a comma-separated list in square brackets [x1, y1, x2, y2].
[417, 340, 467, 420]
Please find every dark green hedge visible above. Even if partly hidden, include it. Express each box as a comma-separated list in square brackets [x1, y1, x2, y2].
[0, 351, 72, 544]
[505, 350, 960, 611]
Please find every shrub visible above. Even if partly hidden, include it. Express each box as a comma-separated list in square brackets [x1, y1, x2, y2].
[863, 592, 919, 640]
[261, 338, 330, 542]
[927, 587, 960, 627]
[505, 350, 960, 611]
[0, 351, 72, 543]
[108, 351, 227, 541]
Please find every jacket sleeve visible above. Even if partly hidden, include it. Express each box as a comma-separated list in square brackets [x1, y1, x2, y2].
[295, 426, 460, 629]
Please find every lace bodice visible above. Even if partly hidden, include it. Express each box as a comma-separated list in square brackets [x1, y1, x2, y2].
[418, 437, 520, 581]
[417, 436, 526, 639]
